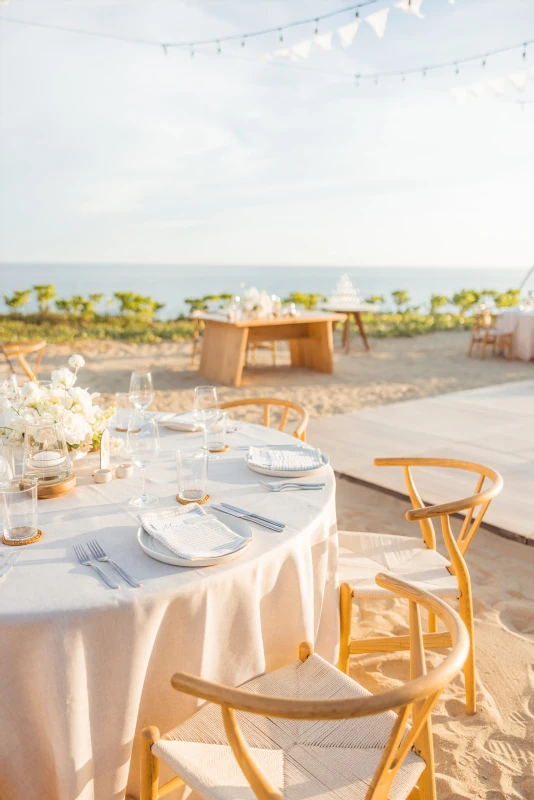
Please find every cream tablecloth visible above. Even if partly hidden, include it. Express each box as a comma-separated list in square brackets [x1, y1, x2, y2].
[496, 309, 534, 360]
[0, 423, 338, 800]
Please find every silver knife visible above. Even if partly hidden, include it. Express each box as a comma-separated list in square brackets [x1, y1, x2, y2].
[220, 502, 286, 528]
[0, 551, 20, 583]
[211, 505, 284, 532]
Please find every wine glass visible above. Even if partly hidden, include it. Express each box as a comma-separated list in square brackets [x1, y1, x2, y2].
[126, 414, 160, 507]
[129, 372, 155, 411]
[193, 386, 220, 448]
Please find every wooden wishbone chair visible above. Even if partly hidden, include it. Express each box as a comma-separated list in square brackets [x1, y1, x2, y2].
[338, 457, 503, 716]
[141, 574, 469, 800]
[1, 340, 46, 381]
[220, 397, 309, 441]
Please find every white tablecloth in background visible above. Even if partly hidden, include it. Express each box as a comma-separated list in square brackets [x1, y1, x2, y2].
[496, 309, 534, 360]
[0, 423, 338, 800]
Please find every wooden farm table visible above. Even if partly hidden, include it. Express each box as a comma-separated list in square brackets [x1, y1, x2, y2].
[197, 311, 346, 387]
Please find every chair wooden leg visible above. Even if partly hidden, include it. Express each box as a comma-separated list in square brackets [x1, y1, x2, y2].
[141, 726, 160, 800]
[467, 334, 475, 356]
[338, 583, 353, 674]
[272, 341, 277, 366]
[427, 610, 436, 634]
[458, 587, 476, 715]
[480, 340, 486, 360]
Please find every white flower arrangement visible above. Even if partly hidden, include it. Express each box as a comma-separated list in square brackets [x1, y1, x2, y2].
[0, 355, 116, 453]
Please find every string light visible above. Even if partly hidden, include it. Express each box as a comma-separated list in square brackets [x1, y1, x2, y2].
[161, 44, 168, 55]
[278, 28, 283, 43]
[523, 43, 527, 59]
[217, 40, 221, 54]
[314, 18, 320, 35]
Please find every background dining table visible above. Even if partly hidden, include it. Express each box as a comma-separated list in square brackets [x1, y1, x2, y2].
[495, 308, 534, 360]
[0, 421, 338, 800]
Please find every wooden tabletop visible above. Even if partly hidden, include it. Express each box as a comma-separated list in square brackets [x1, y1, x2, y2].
[192, 311, 347, 328]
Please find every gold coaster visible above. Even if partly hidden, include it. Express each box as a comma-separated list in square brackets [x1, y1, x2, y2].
[176, 494, 210, 505]
[209, 445, 230, 453]
[2, 529, 43, 546]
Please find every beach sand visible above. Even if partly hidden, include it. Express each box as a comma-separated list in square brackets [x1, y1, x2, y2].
[4, 330, 534, 798]
[20, 329, 534, 418]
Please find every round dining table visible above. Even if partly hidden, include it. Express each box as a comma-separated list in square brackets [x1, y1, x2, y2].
[0, 421, 338, 800]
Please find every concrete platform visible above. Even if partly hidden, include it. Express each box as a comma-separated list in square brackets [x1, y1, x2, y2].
[308, 380, 534, 545]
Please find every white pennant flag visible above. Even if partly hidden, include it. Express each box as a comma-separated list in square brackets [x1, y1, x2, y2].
[395, 0, 425, 19]
[365, 8, 390, 38]
[450, 86, 469, 105]
[529, 67, 534, 80]
[507, 71, 528, 91]
[314, 31, 333, 51]
[468, 82, 485, 98]
[292, 40, 312, 60]
[337, 20, 360, 48]
[487, 77, 505, 96]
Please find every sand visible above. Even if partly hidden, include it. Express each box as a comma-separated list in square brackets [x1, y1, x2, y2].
[17, 329, 534, 418]
[4, 329, 534, 798]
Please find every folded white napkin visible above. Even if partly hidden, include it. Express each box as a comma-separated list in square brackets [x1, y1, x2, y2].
[247, 446, 323, 471]
[158, 412, 203, 432]
[139, 504, 246, 560]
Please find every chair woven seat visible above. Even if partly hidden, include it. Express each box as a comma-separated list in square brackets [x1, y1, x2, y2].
[153, 654, 425, 800]
[339, 531, 460, 599]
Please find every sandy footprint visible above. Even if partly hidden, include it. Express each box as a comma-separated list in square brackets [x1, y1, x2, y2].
[496, 601, 534, 641]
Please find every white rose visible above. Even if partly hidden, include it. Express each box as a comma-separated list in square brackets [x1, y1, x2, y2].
[51, 368, 77, 390]
[68, 355, 85, 370]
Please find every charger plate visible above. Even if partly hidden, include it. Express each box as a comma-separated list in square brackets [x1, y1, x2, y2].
[137, 509, 252, 568]
[245, 452, 329, 479]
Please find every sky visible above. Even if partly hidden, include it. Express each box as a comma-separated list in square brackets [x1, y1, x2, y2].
[0, 0, 534, 268]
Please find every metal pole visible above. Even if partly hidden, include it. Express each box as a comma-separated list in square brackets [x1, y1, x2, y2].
[519, 264, 534, 290]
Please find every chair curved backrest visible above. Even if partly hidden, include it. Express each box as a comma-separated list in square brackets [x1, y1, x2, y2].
[374, 457, 503, 557]
[170, 573, 469, 800]
[1, 340, 46, 381]
[220, 397, 309, 441]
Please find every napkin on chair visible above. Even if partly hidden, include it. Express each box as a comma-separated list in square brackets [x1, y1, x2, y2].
[157, 412, 203, 432]
[139, 504, 246, 560]
[247, 446, 323, 471]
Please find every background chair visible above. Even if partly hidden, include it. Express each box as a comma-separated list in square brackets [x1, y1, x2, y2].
[220, 397, 309, 441]
[246, 340, 277, 367]
[1, 340, 46, 381]
[468, 311, 512, 359]
[141, 574, 469, 800]
[338, 457, 503, 716]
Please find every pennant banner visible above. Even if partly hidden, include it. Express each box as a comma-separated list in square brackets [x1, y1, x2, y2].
[450, 69, 534, 103]
[314, 31, 333, 51]
[337, 20, 360, 49]
[365, 8, 390, 38]
[292, 40, 312, 60]
[395, 0, 425, 19]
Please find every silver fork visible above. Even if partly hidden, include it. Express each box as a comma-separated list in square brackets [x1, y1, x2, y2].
[258, 480, 326, 492]
[74, 544, 119, 589]
[87, 540, 141, 588]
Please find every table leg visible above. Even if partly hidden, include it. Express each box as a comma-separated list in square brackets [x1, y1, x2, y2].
[198, 325, 249, 386]
[289, 321, 334, 373]
[354, 312, 370, 351]
[344, 317, 351, 354]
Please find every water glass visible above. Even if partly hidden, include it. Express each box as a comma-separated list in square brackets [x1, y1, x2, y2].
[176, 448, 208, 502]
[129, 372, 155, 411]
[194, 385, 220, 438]
[114, 392, 134, 431]
[126, 413, 160, 507]
[206, 411, 228, 453]
[0, 478, 38, 543]
[0, 443, 16, 487]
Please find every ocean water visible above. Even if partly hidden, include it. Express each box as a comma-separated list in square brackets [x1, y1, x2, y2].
[0, 264, 528, 319]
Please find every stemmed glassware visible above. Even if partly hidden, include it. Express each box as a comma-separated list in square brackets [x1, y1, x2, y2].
[129, 372, 155, 411]
[193, 386, 220, 449]
[126, 414, 160, 507]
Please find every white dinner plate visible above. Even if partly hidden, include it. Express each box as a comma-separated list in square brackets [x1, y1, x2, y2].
[245, 452, 330, 478]
[137, 509, 252, 568]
